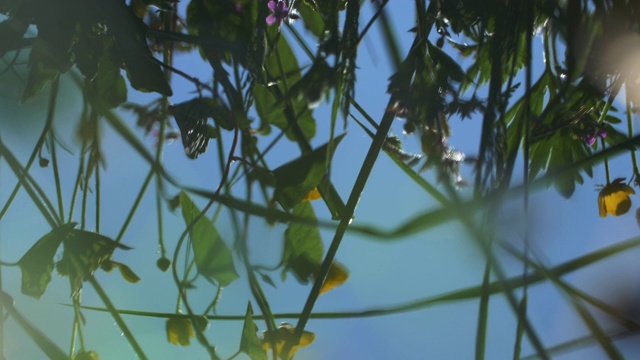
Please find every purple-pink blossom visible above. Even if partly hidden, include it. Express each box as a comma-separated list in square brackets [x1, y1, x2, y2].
[266, 0, 289, 26]
[583, 129, 607, 146]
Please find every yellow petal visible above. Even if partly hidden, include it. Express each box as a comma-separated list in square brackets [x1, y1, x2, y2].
[598, 192, 607, 217]
[166, 316, 194, 346]
[303, 188, 322, 202]
[605, 191, 632, 216]
[598, 183, 635, 217]
[261, 324, 315, 360]
[319, 262, 349, 295]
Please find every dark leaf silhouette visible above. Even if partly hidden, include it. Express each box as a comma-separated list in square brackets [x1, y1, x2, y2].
[18, 223, 77, 299]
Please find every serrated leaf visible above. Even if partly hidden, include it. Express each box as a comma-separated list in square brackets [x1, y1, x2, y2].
[239, 302, 267, 360]
[56, 229, 132, 296]
[273, 134, 345, 209]
[18, 223, 77, 299]
[179, 192, 239, 286]
[282, 202, 323, 283]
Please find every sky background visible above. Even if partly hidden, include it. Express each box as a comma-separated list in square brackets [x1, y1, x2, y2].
[2, 2, 640, 359]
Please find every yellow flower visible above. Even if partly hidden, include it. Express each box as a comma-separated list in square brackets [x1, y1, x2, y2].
[261, 323, 315, 360]
[303, 187, 322, 202]
[166, 315, 195, 346]
[318, 262, 349, 295]
[73, 350, 99, 360]
[598, 181, 635, 217]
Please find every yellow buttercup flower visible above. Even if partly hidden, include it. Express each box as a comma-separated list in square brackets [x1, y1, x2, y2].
[262, 323, 315, 360]
[598, 181, 635, 217]
[166, 315, 195, 346]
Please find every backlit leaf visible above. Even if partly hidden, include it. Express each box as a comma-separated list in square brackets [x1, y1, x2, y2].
[239, 302, 267, 360]
[179, 192, 239, 286]
[255, 35, 316, 141]
[111, 261, 141, 283]
[273, 133, 345, 209]
[282, 202, 323, 283]
[18, 223, 76, 299]
[98, 0, 172, 95]
[56, 229, 132, 296]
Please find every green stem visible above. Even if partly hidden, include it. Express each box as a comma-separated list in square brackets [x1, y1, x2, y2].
[68, 103, 88, 223]
[115, 170, 154, 243]
[50, 133, 65, 220]
[475, 259, 491, 360]
[0, 77, 61, 225]
[88, 277, 148, 360]
[626, 83, 639, 176]
[602, 138, 611, 184]
[0, 137, 58, 227]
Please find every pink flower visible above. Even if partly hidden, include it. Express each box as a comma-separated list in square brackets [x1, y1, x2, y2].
[266, 0, 289, 26]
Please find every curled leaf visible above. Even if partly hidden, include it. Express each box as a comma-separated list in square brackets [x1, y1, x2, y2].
[112, 261, 141, 283]
[56, 230, 132, 296]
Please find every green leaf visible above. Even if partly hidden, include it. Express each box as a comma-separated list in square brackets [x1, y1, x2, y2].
[170, 97, 236, 131]
[112, 261, 141, 283]
[73, 23, 105, 80]
[282, 202, 323, 283]
[427, 41, 465, 82]
[273, 134, 345, 209]
[0, 16, 29, 53]
[18, 223, 77, 299]
[239, 302, 267, 360]
[98, 0, 172, 95]
[186, 0, 256, 66]
[256, 35, 316, 141]
[21, 2, 76, 102]
[56, 229, 133, 295]
[298, 1, 324, 38]
[90, 50, 128, 108]
[179, 192, 239, 286]
[22, 42, 62, 102]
